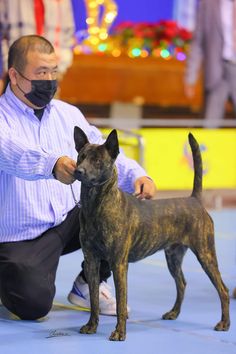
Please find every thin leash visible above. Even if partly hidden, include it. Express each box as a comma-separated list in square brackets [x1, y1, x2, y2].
[70, 184, 81, 208]
[70, 176, 111, 208]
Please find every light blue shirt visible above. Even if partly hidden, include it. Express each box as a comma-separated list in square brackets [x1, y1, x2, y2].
[0, 85, 147, 242]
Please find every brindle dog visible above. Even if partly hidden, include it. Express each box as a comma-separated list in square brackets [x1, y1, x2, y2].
[73, 126, 230, 341]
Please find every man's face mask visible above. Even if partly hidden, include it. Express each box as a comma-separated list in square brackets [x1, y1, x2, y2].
[16, 71, 58, 107]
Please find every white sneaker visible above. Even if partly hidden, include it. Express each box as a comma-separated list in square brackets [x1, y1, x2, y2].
[67, 276, 130, 316]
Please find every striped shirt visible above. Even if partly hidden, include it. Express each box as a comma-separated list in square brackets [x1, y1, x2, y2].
[0, 85, 147, 242]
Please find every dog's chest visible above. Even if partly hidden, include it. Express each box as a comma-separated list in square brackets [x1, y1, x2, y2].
[80, 214, 114, 258]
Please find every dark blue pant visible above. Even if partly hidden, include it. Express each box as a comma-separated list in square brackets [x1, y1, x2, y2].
[0, 206, 111, 320]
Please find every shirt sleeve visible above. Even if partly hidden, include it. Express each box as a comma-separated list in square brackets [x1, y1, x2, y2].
[115, 151, 147, 193]
[0, 119, 59, 180]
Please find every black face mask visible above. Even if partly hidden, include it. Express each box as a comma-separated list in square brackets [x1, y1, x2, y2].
[16, 71, 58, 107]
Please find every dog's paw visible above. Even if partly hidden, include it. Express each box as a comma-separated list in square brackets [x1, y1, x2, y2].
[109, 329, 126, 341]
[80, 324, 97, 334]
[214, 320, 230, 331]
[162, 310, 179, 320]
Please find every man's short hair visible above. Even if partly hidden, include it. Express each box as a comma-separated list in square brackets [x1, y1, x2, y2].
[8, 35, 55, 72]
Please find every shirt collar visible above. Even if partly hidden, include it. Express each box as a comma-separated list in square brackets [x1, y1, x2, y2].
[5, 84, 54, 115]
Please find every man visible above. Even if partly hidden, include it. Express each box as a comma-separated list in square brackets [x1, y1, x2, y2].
[184, 0, 236, 126]
[0, 35, 157, 320]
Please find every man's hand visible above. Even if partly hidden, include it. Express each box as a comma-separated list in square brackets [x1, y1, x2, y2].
[134, 176, 157, 200]
[52, 156, 77, 184]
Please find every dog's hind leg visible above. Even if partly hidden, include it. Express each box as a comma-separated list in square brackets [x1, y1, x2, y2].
[162, 244, 188, 320]
[191, 241, 230, 331]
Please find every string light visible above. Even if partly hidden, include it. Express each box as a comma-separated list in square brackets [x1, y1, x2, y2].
[76, 14, 192, 60]
[160, 49, 170, 59]
[83, 0, 118, 49]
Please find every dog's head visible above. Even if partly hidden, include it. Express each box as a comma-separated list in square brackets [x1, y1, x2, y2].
[74, 126, 119, 187]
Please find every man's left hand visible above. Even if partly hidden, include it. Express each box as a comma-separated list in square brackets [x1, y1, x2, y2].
[134, 176, 157, 200]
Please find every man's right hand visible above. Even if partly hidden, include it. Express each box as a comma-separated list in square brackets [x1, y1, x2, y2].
[52, 156, 77, 184]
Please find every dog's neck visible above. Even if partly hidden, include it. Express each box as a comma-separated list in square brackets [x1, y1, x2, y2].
[80, 167, 118, 214]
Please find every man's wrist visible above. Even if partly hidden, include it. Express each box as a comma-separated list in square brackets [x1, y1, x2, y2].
[52, 169, 57, 179]
[52, 164, 57, 179]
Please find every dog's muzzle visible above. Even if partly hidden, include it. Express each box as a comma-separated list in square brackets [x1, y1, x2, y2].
[74, 167, 97, 186]
[74, 167, 85, 180]
[74, 167, 111, 187]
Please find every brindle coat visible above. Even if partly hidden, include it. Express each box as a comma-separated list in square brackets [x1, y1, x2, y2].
[73, 127, 230, 341]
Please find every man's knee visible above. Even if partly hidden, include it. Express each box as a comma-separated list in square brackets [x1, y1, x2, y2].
[0, 262, 55, 320]
[1, 281, 54, 320]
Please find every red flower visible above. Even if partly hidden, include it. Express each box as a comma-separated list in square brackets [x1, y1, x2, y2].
[179, 28, 192, 41]
[110, 20, 192, 57]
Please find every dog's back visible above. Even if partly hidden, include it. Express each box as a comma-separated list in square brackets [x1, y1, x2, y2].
[112, 133, 211, 262]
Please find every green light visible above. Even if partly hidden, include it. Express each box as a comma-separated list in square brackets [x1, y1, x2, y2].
[132, 48, 141, 57]
[98, 43, 107, 52]
[160, 49, 170, 58]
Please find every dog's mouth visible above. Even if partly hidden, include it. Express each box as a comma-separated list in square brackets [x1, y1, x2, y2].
[74, 171, 109, 187]
[74, 172, 94, 187]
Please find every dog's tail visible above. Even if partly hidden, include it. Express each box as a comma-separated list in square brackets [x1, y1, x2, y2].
[188, 133, 202, 201]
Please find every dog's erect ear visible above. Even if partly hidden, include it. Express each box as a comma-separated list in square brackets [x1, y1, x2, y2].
[104, 129, 119, 159]
[74, 126, 89, 153]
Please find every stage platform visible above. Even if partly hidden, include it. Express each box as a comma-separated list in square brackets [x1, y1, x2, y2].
[60, 54, 203, 112]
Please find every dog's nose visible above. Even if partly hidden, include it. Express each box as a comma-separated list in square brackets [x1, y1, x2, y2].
[74, 167, 85, 180]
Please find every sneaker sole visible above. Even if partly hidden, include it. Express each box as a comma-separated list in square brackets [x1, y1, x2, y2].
[67, 293, 90, 309]
[67, 293, 117, 316]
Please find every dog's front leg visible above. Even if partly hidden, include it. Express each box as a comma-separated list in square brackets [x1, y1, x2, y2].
[80, 254, 100, 335]
[109, 262, 128, 341]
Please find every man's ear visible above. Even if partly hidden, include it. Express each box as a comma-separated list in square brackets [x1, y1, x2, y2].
[8, 68, 17, 85]
[104, 129, 119, 159]
[74, 126, 89, 153]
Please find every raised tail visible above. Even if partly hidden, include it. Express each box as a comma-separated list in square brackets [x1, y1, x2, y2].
[188, 133, 202, 200]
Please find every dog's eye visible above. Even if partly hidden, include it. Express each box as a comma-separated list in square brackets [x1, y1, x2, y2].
[91, 157, 101, 167]
[78, 152, 85, 162]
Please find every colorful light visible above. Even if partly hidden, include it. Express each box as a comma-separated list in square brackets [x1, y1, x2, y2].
[176, 52, 186, 61]
[152, 48, 161, 57]
[98, 43, 108, 52]
[160, 49, 170, 59]
[83, 0, 118, 49]
[111, 49, 121, 57]
[140, 49, 149, 58]
[132, 48, 141, 57]
[74, 18, 191, 60]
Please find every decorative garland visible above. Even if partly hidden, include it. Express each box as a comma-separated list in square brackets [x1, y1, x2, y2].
[74, 20, 192, 61]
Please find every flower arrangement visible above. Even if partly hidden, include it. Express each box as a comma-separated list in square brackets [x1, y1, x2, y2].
[109, 20, 192, 60]
[74, 20, 192, 60]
